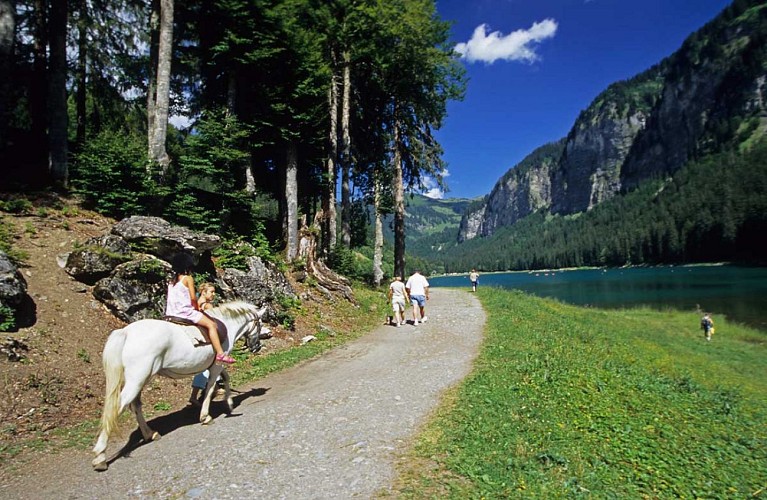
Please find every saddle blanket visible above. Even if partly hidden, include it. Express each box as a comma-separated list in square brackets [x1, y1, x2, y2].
[164, 316, 210, 347]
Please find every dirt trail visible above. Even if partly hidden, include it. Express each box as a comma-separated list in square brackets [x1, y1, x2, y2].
[2, 288, 485, 499]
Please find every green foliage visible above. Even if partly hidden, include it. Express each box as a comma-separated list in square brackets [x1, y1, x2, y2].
[153, 402, 171, 412]
[401, 289, 767, 497]
[70, 130, 163, 219]
[273, 293, 301, 330]
[0, 304, 16, 332]
[0, 198, 33, 214]
[76, 348, 90, 364]
[0, 217, 28, 265]
[212, 235, 271, 272]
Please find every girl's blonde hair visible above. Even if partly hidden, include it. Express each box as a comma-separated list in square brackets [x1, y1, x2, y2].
[198, 282, 215, 294]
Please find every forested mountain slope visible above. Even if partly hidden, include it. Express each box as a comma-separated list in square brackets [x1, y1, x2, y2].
[425, 0, 767, 271]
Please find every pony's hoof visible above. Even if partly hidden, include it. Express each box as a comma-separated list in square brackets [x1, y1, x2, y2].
[226, 400, 234, 411]
[151, 432, 161, 441]
[93, 460, 108, 472]
[201, 415, 213, 425]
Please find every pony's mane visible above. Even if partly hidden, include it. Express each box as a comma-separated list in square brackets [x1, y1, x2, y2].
[208, 300, 258, 319]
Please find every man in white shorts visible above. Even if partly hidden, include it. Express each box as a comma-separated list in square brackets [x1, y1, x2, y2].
[388, 276, 409, 326]
[405, 269, 430, 325]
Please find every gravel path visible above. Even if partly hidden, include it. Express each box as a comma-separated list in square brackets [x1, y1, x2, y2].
[4, 288, 484, 499]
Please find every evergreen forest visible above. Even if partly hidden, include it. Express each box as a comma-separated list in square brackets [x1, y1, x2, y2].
[432, 142, 767, 273]
[0, 0, 466, 283]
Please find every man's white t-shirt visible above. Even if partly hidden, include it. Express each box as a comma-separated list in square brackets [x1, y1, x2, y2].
[405, 273, 429, 296]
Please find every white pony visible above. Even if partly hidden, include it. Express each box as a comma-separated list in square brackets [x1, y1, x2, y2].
[92, 301, 267, 471]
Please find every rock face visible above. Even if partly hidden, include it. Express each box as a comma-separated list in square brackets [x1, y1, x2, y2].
[61, 217, 297, 324]
[550, 104, 650, 214]
[458, 3, 767, 241]
[0, 251, 27, 311]
[63, 235, 132, 285]
[93, 256, 171, 322]
[111, 216, 220, 261]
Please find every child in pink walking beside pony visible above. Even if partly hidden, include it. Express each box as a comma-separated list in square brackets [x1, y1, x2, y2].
[167, 253, 234, 364]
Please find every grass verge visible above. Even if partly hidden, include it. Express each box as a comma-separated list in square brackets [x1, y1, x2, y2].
[394, 289, 767, 498]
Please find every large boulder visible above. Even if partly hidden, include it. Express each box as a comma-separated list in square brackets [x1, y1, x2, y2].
[0, 251, 27, 310]
[93, 256, 171, 323]
[218, 256, 296, 323]
[111, 216, 221, 262]
[63, 234, 132, 285]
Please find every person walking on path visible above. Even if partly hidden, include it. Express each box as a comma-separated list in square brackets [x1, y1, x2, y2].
[405, 269, 430, 325]
[388, 276, 409, 327]
[469, 269, 479, 292]
[701, 312, 715, 341]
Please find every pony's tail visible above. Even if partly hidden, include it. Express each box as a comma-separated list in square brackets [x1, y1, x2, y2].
[97, 328, 127, 440]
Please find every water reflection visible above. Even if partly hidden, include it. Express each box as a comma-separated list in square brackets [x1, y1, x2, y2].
[430, 266, 767, 331]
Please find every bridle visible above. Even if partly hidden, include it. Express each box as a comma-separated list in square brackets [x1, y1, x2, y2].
[243, 313, 264, 353]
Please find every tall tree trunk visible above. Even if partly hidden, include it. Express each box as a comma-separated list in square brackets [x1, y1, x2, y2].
[149, 0, 173, 173]
[392, 107, 406, 279]
[373, 169, 384, 286]
[340, 50, 352, 248]
[75, 0, 87, 148]
[285, 141, 299, 262]
[48, 0, 68, 187]
[0, 0, 15, 153]
[146, 0, 159, 160]
[29, 0, 48, 182]
[323, 65, 338, 255]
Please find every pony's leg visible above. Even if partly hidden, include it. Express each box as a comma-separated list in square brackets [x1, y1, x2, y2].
[130, 394, 160, 442]
[92, 376, 147, 470]
[219, 369, 233, 412]
[199, 364, 225, 425]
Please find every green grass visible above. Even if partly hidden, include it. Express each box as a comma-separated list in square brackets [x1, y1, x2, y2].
[397, 289, 767, 498]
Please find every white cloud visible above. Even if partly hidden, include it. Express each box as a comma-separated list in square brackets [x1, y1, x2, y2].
[169, 114, 193, 130]
[454, 19, 558, 64]
[422, 169, 449, 199]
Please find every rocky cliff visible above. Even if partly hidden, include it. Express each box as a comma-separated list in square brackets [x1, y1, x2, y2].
[458, 1, 767, 242]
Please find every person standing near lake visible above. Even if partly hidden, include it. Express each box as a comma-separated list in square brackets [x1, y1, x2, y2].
[469, 269, 479, 292]
[406, 270, 430, 325]
[701, 312, 714, 342]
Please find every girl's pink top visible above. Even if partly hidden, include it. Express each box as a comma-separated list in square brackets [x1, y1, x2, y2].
[166, 280, 203, 322]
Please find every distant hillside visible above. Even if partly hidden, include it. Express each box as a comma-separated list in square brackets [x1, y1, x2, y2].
[414, 0, 767, 272]
[381, 194, 476, 255]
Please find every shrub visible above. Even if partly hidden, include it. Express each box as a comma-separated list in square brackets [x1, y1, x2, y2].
[70, 131, 163, 219]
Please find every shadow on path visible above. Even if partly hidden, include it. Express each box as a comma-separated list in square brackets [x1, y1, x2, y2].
[105, 387, 269, 467]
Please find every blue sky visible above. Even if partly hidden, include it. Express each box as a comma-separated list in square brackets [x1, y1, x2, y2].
[428, 0, 734, 200]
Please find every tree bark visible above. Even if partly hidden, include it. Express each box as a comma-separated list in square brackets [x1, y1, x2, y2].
[29, 0, 48, 181]
[340, 50, 352, 248]
[373, 170, 384, 287]
[0, 0, 15, 152]
[285, 140, 299, 262]
[149, 0, 172, 173]
[48, 0, 68, 187]
[323, 64, 338, 255]
[146, 0, 159, 159]
[75, 0, 87, 148]
[392, 107, 406, 279]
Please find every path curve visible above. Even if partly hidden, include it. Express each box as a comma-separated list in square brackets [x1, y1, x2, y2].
[4, 288, 485, 499]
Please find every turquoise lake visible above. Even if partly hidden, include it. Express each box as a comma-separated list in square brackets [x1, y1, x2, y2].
[429, 266, 767, 331]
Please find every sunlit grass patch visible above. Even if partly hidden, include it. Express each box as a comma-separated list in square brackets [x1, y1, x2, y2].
[396, 289, 767, 498]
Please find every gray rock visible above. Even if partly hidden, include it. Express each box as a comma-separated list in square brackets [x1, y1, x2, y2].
[64, 235, 132, 285]
[93, 256, 172, 322]
[111, 216, 221, 261]
[0, 251, 27, 310]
